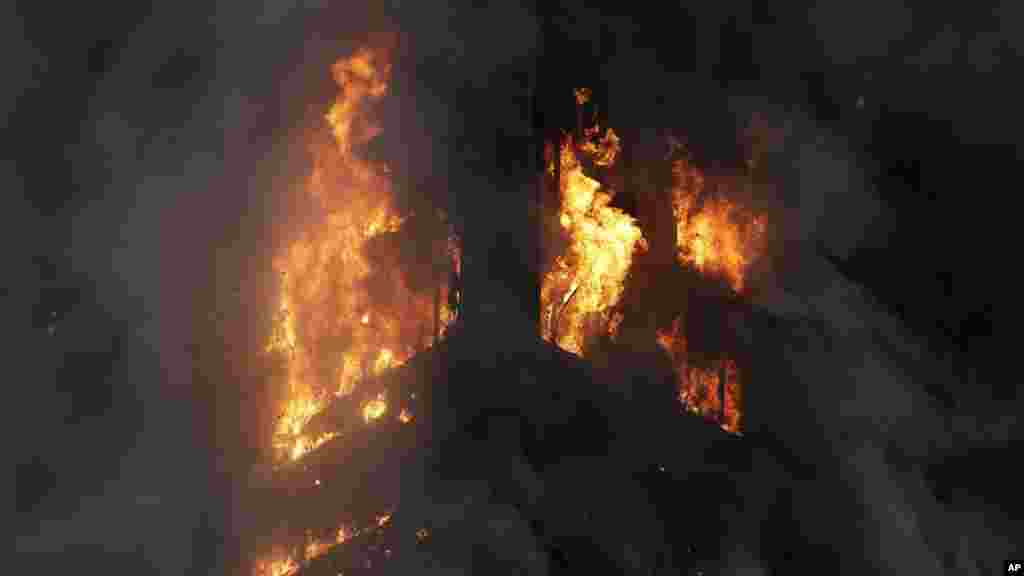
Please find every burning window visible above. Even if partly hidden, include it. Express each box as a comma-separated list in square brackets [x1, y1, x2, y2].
[670, 156, 766, 294]
[540, 89, 763, 435]
[540, 107, 647, 356]
[656, 317, 743, 433]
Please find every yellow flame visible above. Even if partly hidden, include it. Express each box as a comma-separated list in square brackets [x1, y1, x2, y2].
[655, 317, 743, 434]
[373, 348, 394, 373]
[266, 46, 458, 463]
[362, 393, 388, 423]
[254, 521, 357, 576]
[256, 556, 300, 576]
[670, 158, 766, 293]
[579, 126, 621, 167]
[541, 119, 647, 356]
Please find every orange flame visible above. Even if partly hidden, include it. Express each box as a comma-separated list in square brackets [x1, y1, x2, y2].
[541, 98, 647, 356]
[656, 317, 743, 434]
[266, 46, 458, 463]
[398, 407, 413, 423]
[670, 157, 766, 293]
[255, 554, 300, 576]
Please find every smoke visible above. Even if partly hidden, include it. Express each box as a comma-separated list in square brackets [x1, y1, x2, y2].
[730, 105, 1015, 571]
[592, 7, 1015, 568]
[14, 2, 1015, 574]
[11, 1, 350, 573]
[392, 447, 548, 575]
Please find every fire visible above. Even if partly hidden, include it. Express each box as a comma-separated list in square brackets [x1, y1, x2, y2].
[541, 94, 647, 356]
[656, 317, 743, 433]
[265, 46, 458, 463]
[398, 407, 413, 423]
[579, 124, 621, 167]
[255, 555, 300, 576]
[255, 524, 356, 576]
[303, 524, 355, 561]
[362, 392, 388, 423]
[670, 157, 766, 293]
[286, 431, 339, 462]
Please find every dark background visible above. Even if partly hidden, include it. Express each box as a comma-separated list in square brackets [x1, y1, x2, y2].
[9, 1, 1015, 573]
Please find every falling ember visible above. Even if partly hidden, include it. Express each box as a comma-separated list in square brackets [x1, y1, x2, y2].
[541, 91, 647, 356]
[398, 407, 413, 423]
[670, 157, 766, 293]
[656, 317, 743, 434]
[265, 46, 458, 463]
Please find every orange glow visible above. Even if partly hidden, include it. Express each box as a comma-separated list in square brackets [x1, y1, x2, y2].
[255, 554, 300, 576]
[607, 311, 625, 341]
[670, 157, 766, 293]
[656, 317, 743, 434]
[254, 523, 357, 576]
[265, 46, 458, 463]
[398, 408, 413, 423]
[579, 125, 621, 167]
[541, 91, 647, 356]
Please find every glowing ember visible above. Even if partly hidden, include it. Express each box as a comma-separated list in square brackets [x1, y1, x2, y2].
[398, 408, 413, 423]
[362, 393, 388, 423]
[265, 46, 458, 463]
[607, 311, 624, 341]
[541, 91, 647, 356]
[255, 555, 299, 576]
[254, 523, 356, 576]
[669, 157, 766, 293]
[579, 125, 621, 167]
[656, 317, 743, 434]
[282, 431, 339, 462]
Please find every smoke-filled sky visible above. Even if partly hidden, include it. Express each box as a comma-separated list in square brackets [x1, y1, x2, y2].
[10, 1, 1018, 574]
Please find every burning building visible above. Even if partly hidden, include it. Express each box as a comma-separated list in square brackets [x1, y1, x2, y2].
[14, 3, 1021, 576]
[246, 27, 931, 575]
[40, 5, 999, 576]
